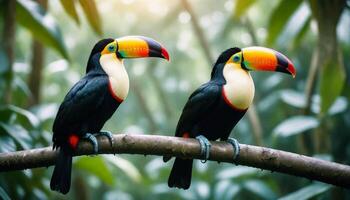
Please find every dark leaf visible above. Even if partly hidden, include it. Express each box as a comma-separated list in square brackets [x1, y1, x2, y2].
[0, 122, 32, 150]
[266, 0, 302, 45]
[273, 116, 319, 137]
[0, 105, 40, 128]
[278, 182, 331, 200]
[243, 180, 277, 200]
[320, 57, 346, 115]
[60, 0, 80, 25]
[233, 0, 257, 19]
[79, 0, 102, 35]
[217, 166, 260, 179]
[0, 186, 11, 200]
[104, 155, 141, 183]
[74, 156, 114, 186]
[292, 16, 311, 49]
[16, 0, 69, 59]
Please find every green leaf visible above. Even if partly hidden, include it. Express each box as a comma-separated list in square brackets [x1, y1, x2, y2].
[0, 137, 16, 152]
[266, 0, 302, 45]
[2, 105, 40, 127]
[16, 0, 69, 60]
[60, 0, 80, 25]
[243, 180, 277, 200]
[273, 116, 319, 137]
[292, 16, 311, 49]
[280, 91, 347, 115]
[328, 97, 348, 115]
[280, 89, 306, 108]
[31, 103, 58, 122]
[74, 156, 114, 186]
[104, 155, 141, 183]
[320, 57, 346, 115]
[233, 0, 257, 19]
[214, 181, 240, 200]
[0, 186, 11, 200]
[0, 122, 32, 150]
[79, 0, 102, 35]
[278, 182, 331, 200]
[216, 166, 260, 180]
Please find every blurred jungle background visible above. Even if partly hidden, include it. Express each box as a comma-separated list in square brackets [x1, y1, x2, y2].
[0, 0, 349, 199]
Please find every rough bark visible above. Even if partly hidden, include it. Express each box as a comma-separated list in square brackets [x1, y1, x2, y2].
[0, 134, 349, 188]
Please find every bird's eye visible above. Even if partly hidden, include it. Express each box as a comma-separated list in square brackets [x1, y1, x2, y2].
[108, 45, 115, 52]
[233, 55, 240, 63]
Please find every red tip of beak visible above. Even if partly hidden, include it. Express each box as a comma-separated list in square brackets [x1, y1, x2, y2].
[287, 61, 296, 78]
[161, 47, 170, 61]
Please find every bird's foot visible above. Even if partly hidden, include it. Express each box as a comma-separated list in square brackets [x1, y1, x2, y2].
[83, 133, 98, 154]
[227, 138, 240, 164]
[94, 131, 114, 147]
[196, 135, 211, 163]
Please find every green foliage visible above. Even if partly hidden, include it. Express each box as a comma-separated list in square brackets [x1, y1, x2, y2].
[0, 0, 349, 199]
[0, 122, 32, 150]
[266, 0, 303, 45]
[59, 0, 103, 35]
[292, 16, 311, 49]
[273, 116, 319, 137]
[104, 155, 142, 183]
[319, 57, 346, 115]
[16, 0, 69, 59]
[75, 156, 115, 186]
[0, 186, 11, 200]
[78, 0, 102, 36]
[60, 0, 80, 25]
[1, 105, 40, 127]
[280, 90, 348, 115]
[233, 0, 256, 19]
[243, 180, 277, 200]
[278, 182, 331, 200]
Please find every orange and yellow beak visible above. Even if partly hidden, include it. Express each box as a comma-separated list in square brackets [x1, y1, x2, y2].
[242, 46, 296, 78]
[115, 36, 169, 61]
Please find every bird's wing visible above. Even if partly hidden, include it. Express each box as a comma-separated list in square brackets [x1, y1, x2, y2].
[175, 82, 220, 137]
[52, 75, 109, 140]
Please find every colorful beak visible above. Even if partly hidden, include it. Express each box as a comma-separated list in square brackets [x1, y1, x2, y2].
[242, 46, 296, 78]
[115, 36, 169, 61]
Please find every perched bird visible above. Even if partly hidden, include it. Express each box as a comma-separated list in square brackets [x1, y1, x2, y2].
[164, 47, 295, 189]
[50, 36, 169, 194]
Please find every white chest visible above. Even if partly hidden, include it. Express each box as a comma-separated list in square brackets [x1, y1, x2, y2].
[99, 54, 129, 101]
[222, 64, 255, 110]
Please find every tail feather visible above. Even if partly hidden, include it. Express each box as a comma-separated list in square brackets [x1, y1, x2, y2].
[50, 148, 72, 194]
[168, 158, 193, 189]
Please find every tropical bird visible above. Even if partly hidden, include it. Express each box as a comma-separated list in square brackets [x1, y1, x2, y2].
[50, 36, 169, 194]
[164, 46, 295, 189]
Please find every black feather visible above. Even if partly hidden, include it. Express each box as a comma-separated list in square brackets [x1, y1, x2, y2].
[51, 41, 121, 194]
[167, 47, 247, 190]
[168, 158, 193, 189]
[50, 148, 72, 194]
[86, 38, 114, 73]
[211, 47, 241, 79]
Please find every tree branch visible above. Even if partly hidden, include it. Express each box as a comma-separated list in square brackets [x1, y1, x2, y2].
[0, 134, 349, 188]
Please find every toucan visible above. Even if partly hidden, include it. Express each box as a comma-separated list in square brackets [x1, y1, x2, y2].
[164, 47, 296, 189]
[50, 36, 169, 194]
